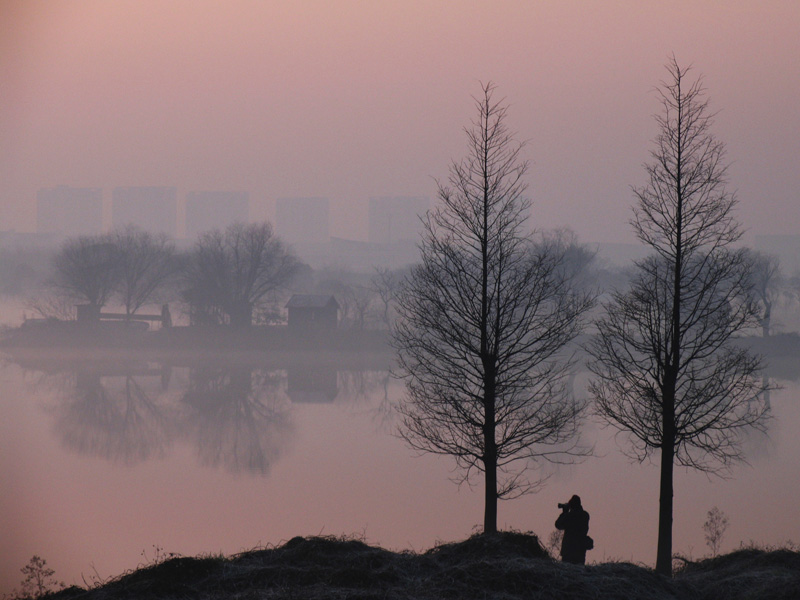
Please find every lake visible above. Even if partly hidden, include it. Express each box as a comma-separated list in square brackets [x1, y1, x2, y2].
[1, 350, 798, 594]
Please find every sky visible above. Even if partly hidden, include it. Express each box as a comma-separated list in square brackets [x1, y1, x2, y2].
[1, 1, 799, 245]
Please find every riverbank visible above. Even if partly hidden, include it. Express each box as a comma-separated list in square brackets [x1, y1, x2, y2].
[2, 320, 391, 351]
[0, 322, 395, 372]
[26, 532, 800, 600]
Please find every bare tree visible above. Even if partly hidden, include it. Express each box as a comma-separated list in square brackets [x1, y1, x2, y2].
[182, 222, 300, 327]
[52, 234, 119, 310]
[18, 555, 64, 598]
[532, 228, 598, 294]
[742, 249, 782, 337]
[111, 226, 179, 319]
[393, 83, 595, 535]
[371, 266, 408, 328]
[703, 506, 729, 557]
[346, 284, 375, 330]
[586, 57, 769, 575]
[25, 291, 78, 321]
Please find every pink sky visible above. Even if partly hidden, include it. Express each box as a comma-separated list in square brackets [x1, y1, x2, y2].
[1, 1, 799, 243]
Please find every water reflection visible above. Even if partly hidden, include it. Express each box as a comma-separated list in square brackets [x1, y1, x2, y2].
[9, 356, 397, 476]
[338, 370, 398, 433]
[2, 347, 798, 597]
[58, 370, 172, 465]
[182, 366, 291, 475]
[12, 347, 788, 480]
[287, 365, 338, 403]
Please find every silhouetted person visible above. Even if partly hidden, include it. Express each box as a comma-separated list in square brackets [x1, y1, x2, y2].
[555, 494, 591, 564]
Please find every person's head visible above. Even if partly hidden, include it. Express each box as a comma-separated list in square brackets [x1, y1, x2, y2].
[568, 495, 582, 510]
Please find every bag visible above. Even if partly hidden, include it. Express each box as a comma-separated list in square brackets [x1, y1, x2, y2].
[585, 535, 594, 551]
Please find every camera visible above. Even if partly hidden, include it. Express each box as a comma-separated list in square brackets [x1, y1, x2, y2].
[558, 502, 568, 510]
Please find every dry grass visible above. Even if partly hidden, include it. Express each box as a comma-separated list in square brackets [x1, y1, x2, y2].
[674, 547, 800, 600]
[32, 532, 800, 600]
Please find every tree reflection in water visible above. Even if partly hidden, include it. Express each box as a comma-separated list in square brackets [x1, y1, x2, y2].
[181, 366, 293, 476]
[336, 370, 397, 434]
[11, 354, 397, 476]
[56, 366, 173, 465]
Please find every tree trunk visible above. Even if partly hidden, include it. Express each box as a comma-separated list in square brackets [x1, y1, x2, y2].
[483, 444, 498, 534]
[761, 304, 771, 337]
[483, 369, 498, 534]
[230, 301, 253, 328]
[656, 419, 675, 575]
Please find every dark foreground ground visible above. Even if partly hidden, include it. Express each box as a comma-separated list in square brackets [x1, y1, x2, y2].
[32, 532, 800, 600]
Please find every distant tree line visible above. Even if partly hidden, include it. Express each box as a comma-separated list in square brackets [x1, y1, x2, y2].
[8, 230, 796, 335]
[33, 223, 301, 328]
[30, 225, 611, 331]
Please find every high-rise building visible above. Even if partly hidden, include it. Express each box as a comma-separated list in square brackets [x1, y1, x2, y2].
[368, 196, 429, 244]
[112, 186, 177, 236]
[275, 197, 330, 244]
[185, 190, 249, 238]
[37, 185, 103, 236]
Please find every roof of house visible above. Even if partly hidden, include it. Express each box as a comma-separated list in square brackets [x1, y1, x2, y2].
[285, 294, 339, 309]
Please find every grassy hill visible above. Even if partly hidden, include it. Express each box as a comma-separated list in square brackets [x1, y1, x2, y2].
[26, 532, 800, 600]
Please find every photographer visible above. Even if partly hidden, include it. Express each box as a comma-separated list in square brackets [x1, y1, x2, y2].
[555, 494, 591, 564]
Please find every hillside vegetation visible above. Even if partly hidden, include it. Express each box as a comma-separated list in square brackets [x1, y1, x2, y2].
[28, 532, 800, 600]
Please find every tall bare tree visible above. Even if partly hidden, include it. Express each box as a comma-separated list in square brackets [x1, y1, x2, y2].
[393, 83, 595, 534]
[182, 222, 299, 327]
[112, 226, 179, 319]
[52, 234, 119, 310]
[586, 57, 769, 575]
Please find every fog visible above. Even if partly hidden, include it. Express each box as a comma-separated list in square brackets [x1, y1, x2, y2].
[2, 1, 799, 245]
[3, 2, 800, 595]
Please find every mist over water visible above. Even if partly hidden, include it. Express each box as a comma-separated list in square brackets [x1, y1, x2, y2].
[1, 349, 797, 594]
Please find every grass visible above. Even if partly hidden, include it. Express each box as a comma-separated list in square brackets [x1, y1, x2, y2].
[25, 532, 800, 600]
[673, 547, 800, 600]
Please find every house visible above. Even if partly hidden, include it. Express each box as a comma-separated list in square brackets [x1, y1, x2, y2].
[285, 294, 339, 331]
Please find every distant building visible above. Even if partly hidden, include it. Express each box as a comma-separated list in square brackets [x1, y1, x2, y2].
[37, 185, 103, 236]
[112, 186, 177, 236]
[275, 197, 329, 244]
[185, 190, 249, 238]
[285, 294, 339, 331]
[368, 196, 429, 244]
